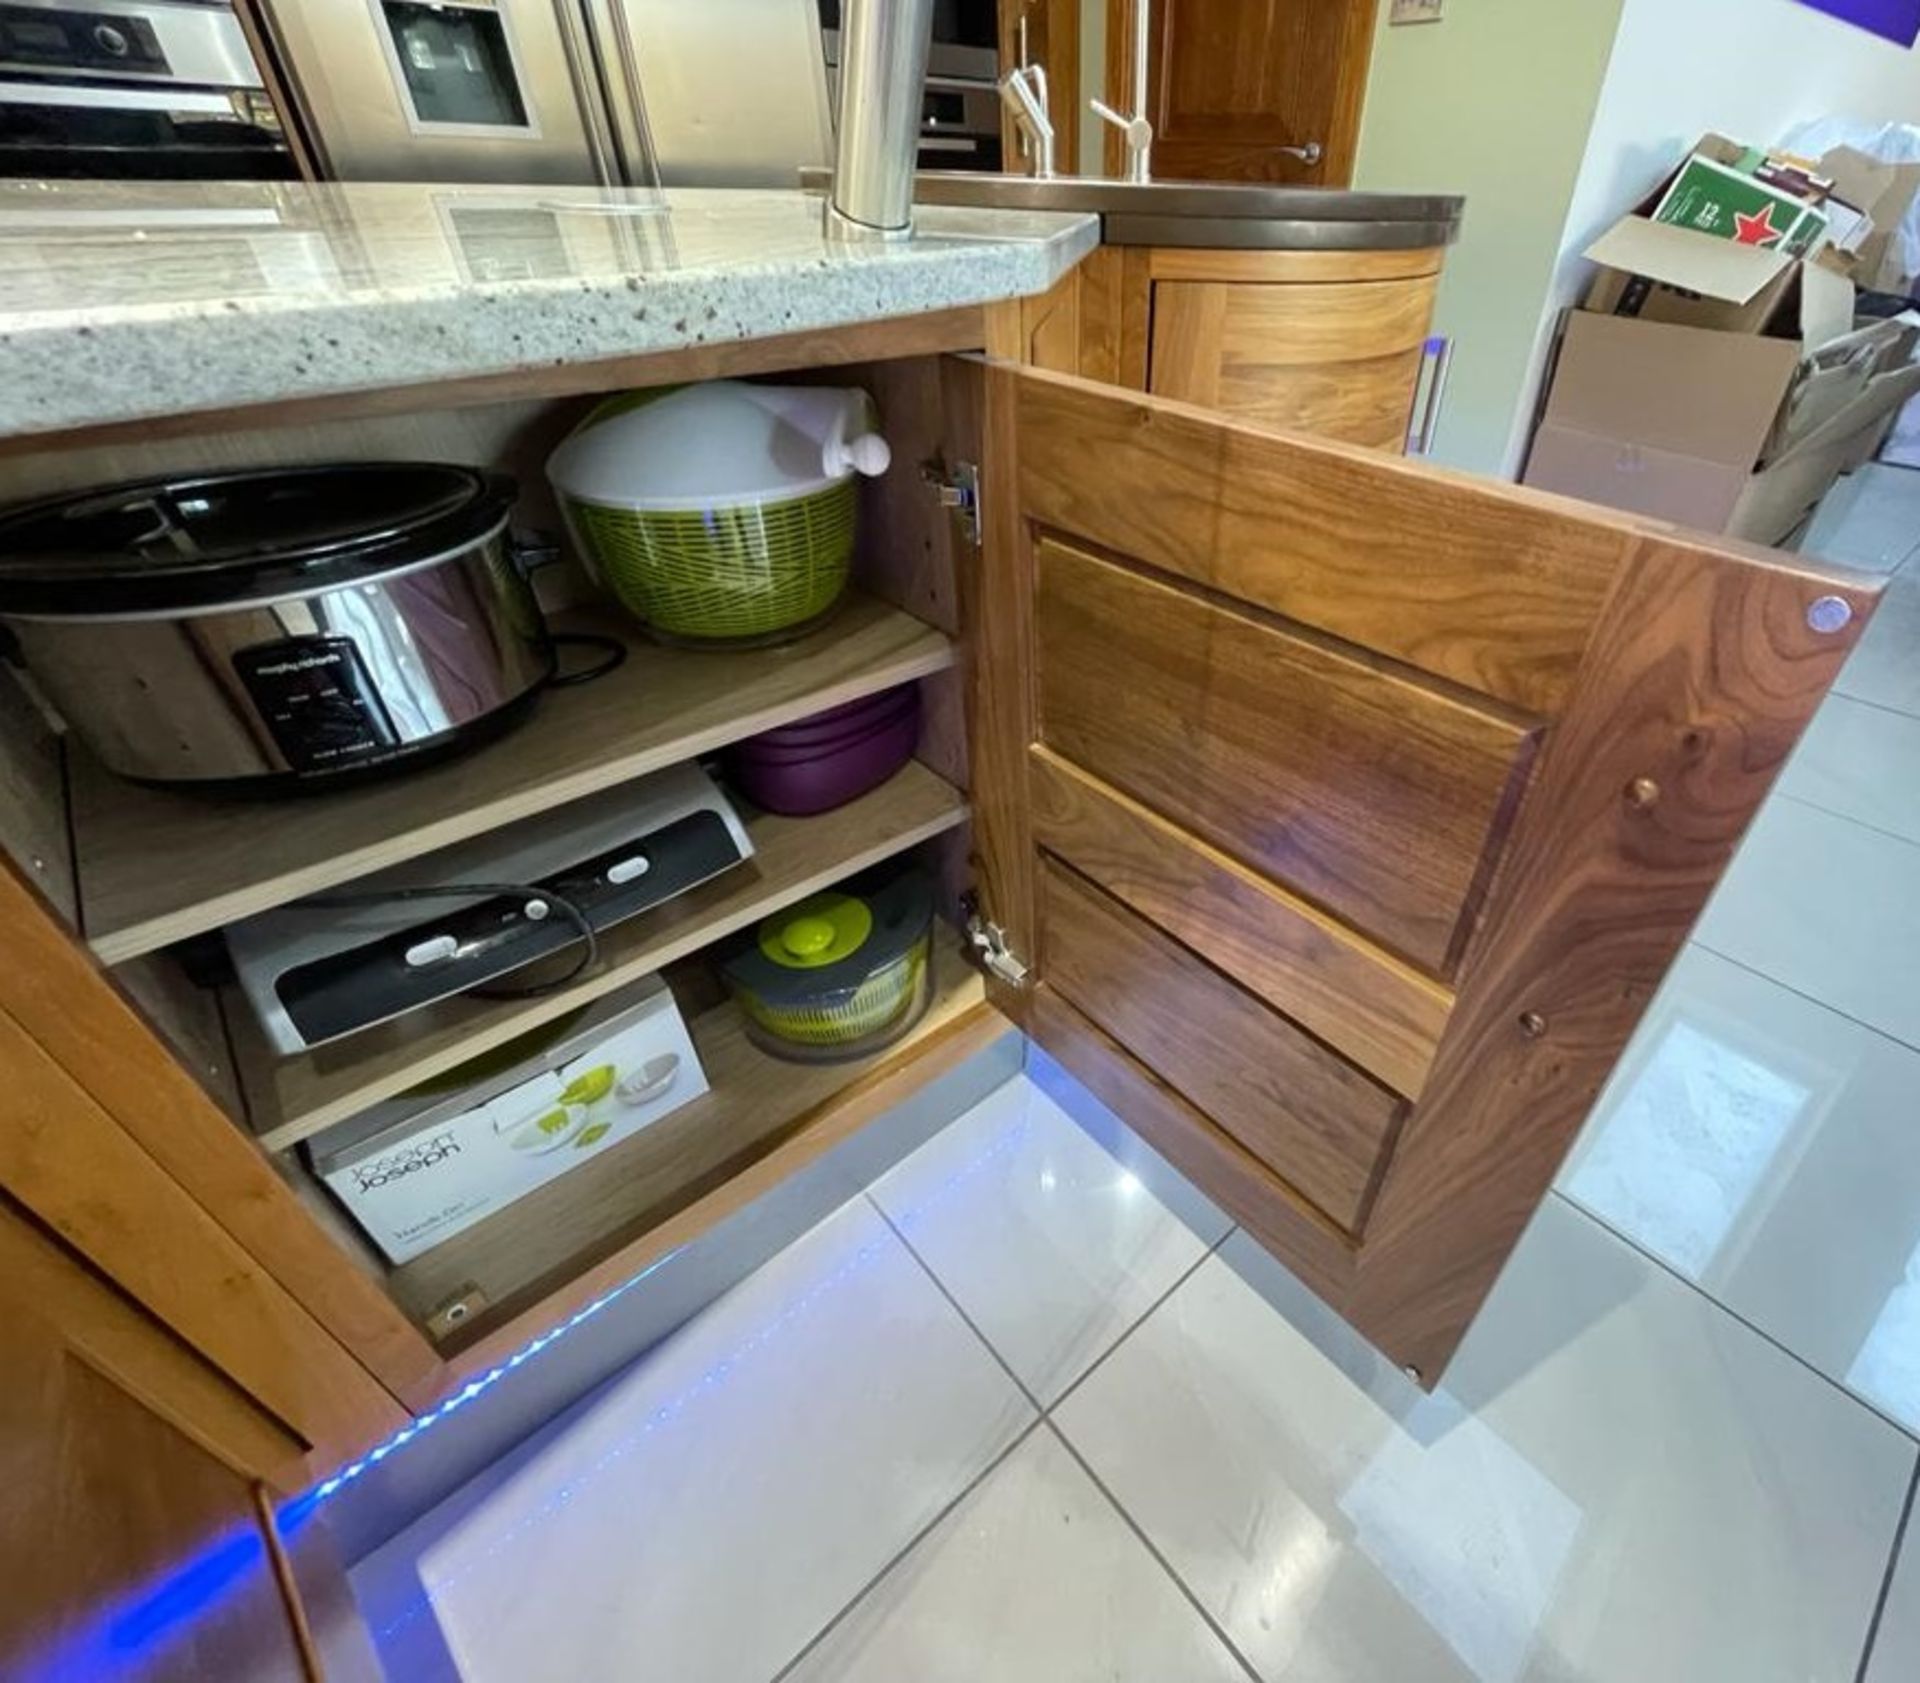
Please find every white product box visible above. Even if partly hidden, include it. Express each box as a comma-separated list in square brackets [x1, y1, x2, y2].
[307, 977, 706, 1264]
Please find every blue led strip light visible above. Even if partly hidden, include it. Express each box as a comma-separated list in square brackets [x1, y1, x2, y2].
[280, 1245, 687, 1530]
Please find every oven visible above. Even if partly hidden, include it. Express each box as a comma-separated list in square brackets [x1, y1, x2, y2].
[0, 0, 294, 179]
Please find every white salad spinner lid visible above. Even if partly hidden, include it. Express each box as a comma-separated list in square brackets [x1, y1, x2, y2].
[545, 381, 892, 513]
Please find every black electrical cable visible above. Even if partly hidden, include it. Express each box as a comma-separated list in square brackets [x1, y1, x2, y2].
[297, 880, 601, 999]
[545, 632, 627, 689]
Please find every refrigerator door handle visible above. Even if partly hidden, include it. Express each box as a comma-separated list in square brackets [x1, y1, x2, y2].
[577, 0, 661, 189]
[551, 0, 620, 186]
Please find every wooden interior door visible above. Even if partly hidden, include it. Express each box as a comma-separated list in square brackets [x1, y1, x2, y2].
[960, 360, 1875, 1384]
[0, 1195, 326, 1682]
[1109, 0, 1380, 185]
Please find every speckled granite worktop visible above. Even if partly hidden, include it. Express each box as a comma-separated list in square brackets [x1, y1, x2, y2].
[0, 180, 1098, 440]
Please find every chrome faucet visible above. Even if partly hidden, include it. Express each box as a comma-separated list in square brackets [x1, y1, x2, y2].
[999, 62, 1055, 179]
[1090, 0, 1152, 181]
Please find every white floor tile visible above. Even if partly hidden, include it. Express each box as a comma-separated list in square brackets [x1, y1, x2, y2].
[1835, 562, 1920, 717]
[349, 1196, 1033, 1683]
[784, 1427, 1249, 1683]
[1695, 795, 1920, 1050]
[1778, 693, 1920, 846]
[1562, 944, 1920, 1433]
[871, 1075, 1211, 1403]
[1055, 1198, 1914, 1683]
[1799, 462, 1920, 576]
[1868, 1507, 1920, 1683]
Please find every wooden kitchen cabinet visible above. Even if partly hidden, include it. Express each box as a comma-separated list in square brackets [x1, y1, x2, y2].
[0, 1190, 370, 1681]
[1017, 243, 1450, 451]
[0, 303, 1871, 1515]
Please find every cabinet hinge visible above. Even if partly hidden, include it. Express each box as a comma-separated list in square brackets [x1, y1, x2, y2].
[924, 459, 981, 548]
[962, 892, 1030, 987]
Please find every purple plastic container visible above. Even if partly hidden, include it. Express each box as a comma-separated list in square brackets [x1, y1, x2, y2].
[726, 684, 921, 815]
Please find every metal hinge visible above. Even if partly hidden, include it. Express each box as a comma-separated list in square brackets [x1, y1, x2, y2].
[924, 459, 981, 547]
[962, 892, 1030, 987]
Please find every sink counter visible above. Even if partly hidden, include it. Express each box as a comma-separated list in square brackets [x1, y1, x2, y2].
[800, 171, 1465, 251]
[0, 180, 1098, 443]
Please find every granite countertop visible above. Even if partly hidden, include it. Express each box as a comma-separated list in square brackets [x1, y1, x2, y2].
[0, 180, 1099, 440]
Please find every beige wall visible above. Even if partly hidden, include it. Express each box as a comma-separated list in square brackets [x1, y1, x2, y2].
[1352, 0, 1627, 475]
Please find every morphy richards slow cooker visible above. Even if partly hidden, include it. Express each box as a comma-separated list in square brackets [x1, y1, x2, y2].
[0, 463, 600, 792]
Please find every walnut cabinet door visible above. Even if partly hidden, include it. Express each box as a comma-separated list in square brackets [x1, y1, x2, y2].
[957, 360, 1874, 1384]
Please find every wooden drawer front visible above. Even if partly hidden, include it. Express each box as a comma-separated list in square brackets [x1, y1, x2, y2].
[1150, 277, 1438, 450]
[1041, 860, 1400, 1231]
[1035, 539, 1538, 974]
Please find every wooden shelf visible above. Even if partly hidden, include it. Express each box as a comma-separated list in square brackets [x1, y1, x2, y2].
[237, 761, 969, 1149]
[384, 921, 987, 1345]
[74, 594, 954, 964]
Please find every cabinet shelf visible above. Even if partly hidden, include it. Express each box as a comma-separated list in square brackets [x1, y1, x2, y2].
[382, 920, 986, 1349]
[73, 594, 955, 964]
[237, 760, 970, 1150]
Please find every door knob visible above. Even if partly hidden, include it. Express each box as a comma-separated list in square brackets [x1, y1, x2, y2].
[1275, 142, 1324, 166]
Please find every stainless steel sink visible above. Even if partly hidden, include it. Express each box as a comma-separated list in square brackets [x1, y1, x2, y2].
[799, 169, 1464, 251]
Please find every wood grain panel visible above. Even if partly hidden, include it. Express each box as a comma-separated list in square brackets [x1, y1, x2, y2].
[1036, 539, 1538, 973]
[1154, 276, 1437, 371]
[1012, 367, 1629, 715]
[1215, 348, 1426, 452]
[1146, 247, 1446, 284]
[1041, 861, 1399, 1230]
[0, 667, 73, 925]
[0, 1212, 309, 1673]
[1029, 748, 1450, 1096]
[1345, 535, 1881, 1381]
[0, 1003, 407, 1471]
[0, 862, 439, 1414]
[1031, 985, 1356, 1304]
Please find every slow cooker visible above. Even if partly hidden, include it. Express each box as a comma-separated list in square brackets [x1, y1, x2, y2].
[0, 463, 565, 791]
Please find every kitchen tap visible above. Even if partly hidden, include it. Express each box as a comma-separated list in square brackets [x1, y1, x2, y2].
[1090, 0, 1153, 182]
[827, 0, 936, 240]
[999, 63, 1056, 179]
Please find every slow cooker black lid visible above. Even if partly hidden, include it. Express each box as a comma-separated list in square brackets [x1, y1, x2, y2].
[0, 463, 515, 615]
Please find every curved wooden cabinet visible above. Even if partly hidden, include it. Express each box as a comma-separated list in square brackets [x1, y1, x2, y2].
[1006, 243, 1448, 451]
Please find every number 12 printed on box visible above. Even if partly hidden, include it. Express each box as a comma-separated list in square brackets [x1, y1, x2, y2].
[1795, 0, 1920, 46]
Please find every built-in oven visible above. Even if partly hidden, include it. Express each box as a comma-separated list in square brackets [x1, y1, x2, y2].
[0, 0, 295, 178]
[817, 0, 1001, 174]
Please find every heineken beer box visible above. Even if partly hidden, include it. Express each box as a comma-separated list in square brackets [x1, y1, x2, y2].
[1651, 151, 1830, 258]
[307, 977, 707, 1264]
[1583, 134, 1846, 337]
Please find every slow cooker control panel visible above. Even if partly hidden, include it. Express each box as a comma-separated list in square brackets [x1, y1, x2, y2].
[232, 638, 401, 774]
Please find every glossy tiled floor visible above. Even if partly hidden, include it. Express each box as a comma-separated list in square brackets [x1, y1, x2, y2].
[349, 469, 1920, 1681]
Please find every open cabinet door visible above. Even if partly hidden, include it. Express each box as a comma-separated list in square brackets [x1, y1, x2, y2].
[956, 359, 1876, 1384]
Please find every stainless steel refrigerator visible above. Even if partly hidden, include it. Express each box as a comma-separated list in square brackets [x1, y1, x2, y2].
[256, 0, 835, 188]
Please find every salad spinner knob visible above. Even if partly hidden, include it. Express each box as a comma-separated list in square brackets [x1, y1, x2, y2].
[782, 915, 839, 958]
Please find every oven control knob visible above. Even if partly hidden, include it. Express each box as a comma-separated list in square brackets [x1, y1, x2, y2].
[403, 934, 460, 968]
[92, 23, 131, 56]
[606, 855, 651, 885]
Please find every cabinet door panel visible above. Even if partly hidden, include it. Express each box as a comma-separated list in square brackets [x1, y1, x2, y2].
[1042, 859, 1400, 1230]
[1150, 277, 1439, 454]
[962, 359, 1875, 1382]
[0, 1199, 315, 1683]
[1036, 538, 1537, 973]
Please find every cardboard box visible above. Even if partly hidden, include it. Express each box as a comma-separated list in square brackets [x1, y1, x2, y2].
[1820, 144, 1920, 297]
[1525, 308, 1920, 542]
[1523, 135, 1920, 542]
[1651, 149, 1829, 256]
[308, 978, 706, 1264]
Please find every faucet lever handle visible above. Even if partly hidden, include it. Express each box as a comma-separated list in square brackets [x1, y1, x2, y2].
[1089, 96, 1151, 150]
